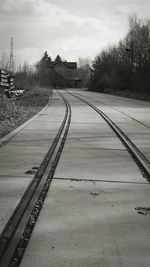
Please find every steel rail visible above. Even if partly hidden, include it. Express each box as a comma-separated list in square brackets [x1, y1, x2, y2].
[0, 90, 71, 267]
[67, 90, 150, 180]
[72, 91, 150, 129]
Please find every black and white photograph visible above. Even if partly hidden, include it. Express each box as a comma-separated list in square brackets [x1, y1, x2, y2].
[0, 1, 150, 266]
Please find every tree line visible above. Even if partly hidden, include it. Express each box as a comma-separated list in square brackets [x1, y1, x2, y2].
[88, 15, 150, 98]
[0, 50, 91, 90]
[15, 53, 64, 89]
[35, 53, 91, 88]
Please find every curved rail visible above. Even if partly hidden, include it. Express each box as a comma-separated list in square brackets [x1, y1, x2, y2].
[67, 90, 150, 181]
[0, 90, 71, 267]
[72, 91, 150, 129]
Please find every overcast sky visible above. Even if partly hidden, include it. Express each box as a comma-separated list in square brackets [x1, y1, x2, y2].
[0, 0, 150, 65]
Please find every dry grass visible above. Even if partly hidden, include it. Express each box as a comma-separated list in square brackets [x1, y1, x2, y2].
[0, 87, 51, 138]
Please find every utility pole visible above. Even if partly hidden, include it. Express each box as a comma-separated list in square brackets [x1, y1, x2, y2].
[130, 41, 134, 74]
[10, 37, 14, 74]
[125, 40, 134, 73]
[125, 40, 134, 92]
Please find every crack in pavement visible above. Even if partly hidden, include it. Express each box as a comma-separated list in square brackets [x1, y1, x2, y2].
[53, 177, 148, 185]
[62, 146, 126, 151]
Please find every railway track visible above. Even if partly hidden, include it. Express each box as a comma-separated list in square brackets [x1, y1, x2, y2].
[66, 90, 150, 181]
[0, 91, 71, 267]
[0, 89, 150, 266]
[71, 91, 150, 129]
[19, 90, 150, 267]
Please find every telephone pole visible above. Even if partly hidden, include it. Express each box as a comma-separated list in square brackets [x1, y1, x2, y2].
[125, 40, 134, 74]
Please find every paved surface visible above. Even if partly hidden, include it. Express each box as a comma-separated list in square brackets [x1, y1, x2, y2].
[20, 90, 150, 267]
[75, 90, 150, 160]
[0, 90, 65, 234]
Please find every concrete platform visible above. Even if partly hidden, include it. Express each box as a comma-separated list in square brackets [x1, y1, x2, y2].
[20, 90, 150, 267]
[0, 90, 65, 234]
[20, 179, 150, 267]
[76, 90, 150, 161]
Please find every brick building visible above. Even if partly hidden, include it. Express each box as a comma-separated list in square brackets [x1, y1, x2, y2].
[41, 55, 81, 88]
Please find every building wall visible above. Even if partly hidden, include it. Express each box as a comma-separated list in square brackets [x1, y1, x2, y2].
[44, 60, 82, 88]
[52, 62, 78, 88]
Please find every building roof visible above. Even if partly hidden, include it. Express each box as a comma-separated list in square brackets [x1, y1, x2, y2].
[46, 61, 77, 69]
[65, 62, 77, 69]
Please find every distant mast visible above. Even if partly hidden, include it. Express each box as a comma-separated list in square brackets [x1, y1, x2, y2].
[10, 37, 14, 74]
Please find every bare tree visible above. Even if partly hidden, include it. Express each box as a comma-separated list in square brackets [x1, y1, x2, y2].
[15, 62, 36, 89]
[89, 15, 150, 96]
[0, 50, 10, 71]
[77, 57, 92, 87]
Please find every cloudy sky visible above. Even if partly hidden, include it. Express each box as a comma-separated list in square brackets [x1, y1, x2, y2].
[0, 0, 150, 65]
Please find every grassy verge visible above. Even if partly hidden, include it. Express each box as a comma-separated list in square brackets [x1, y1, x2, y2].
[0, 87, 51, 139]
[113, 91, 150, 102]
[87, 88, 150, 102]
[105, 90, 150, 102]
